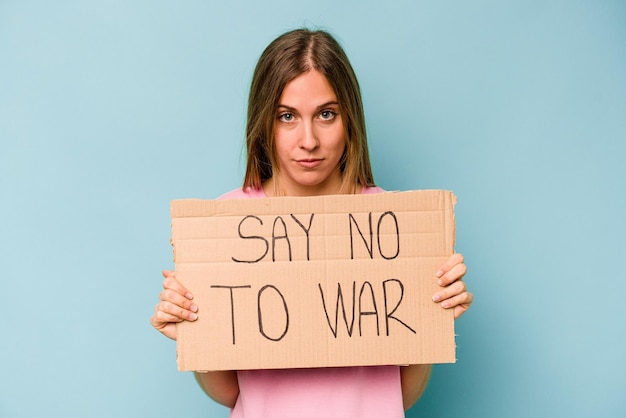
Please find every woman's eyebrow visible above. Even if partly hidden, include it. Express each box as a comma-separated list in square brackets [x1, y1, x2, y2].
[276, 104, 297, 112]
[316, 101, 340, 110]
[276, 101, 340, 111]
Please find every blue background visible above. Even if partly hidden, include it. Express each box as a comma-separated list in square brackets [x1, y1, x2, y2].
[1, 1, 625, 417]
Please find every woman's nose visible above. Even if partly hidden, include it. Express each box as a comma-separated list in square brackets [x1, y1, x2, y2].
[298, 122, 319, 150]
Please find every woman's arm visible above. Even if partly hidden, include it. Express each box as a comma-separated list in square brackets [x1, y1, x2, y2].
[194, 371, 240, 408]
[150, 271, 241, 408]
[401, 253, 473, 409]
[401, 364, 432, 410]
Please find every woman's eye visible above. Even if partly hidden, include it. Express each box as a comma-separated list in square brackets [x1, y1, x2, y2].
[319, 110, 336, 120]
[278, 113, 294, 122]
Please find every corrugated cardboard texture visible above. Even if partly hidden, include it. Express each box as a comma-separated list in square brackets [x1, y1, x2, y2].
[171, 190, 456, 371]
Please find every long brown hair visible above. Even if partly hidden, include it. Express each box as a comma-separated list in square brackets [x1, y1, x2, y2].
[243, 28, 375, 193]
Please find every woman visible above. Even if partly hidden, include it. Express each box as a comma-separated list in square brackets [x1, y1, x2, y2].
[150, 28, 473, 417]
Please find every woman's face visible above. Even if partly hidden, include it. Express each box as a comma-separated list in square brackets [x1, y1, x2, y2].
[269, 70, 346, 197]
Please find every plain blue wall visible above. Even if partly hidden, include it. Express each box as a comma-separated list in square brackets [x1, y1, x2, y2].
[1, 1, 624, 417]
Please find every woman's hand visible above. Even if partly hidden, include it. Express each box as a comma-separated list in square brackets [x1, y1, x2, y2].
[149, 270, 199, 340]
[432, 253, 473, 319]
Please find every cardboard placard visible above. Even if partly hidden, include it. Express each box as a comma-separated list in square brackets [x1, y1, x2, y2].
[171, 190, 456, 371]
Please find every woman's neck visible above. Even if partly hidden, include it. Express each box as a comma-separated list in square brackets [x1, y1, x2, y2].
[262, 176, 361, 197]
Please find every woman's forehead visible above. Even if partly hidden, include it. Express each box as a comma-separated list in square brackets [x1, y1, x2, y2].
[278, 70, 337, 109]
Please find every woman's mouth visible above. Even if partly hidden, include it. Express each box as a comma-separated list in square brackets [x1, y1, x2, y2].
[296, 158, 323, 169]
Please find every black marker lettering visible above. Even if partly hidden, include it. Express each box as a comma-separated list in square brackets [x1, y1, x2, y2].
[349, 213, 373, 259]
[358, 281, 380, 336]
[257, 285, 289, 341]
[271, 216, 292, 262]
[290, 213, 314, 261]
[382, 279, 416, 335]
[377, 211, 400, 260]
[318, 282, 356, 338]
[210, 285, 252, 344]
[232, 215, 269, 263]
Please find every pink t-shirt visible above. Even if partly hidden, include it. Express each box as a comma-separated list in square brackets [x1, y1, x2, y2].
[217, 186, 405, 418]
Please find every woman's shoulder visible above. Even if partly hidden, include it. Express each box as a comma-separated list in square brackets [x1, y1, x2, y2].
[361, 185, 386, 194]
[217, 187, 266, 200]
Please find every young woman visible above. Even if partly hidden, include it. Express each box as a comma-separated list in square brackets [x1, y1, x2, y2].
[150, 28, 473, 417]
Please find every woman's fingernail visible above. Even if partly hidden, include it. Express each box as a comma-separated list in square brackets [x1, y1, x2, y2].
[189, 313, 198, 321]
[432, 294, 440, 302]
[436, 270, 444, 278]
[186, 292, 194, 299]
[437, 279, 443, 286]
[190, 304, 198, 313]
